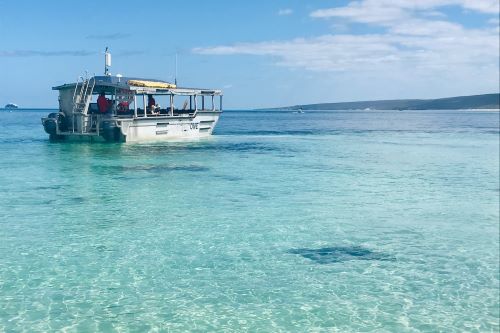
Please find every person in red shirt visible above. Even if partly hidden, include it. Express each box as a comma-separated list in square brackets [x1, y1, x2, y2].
[97, 92, 110, 113]
[117, 100, 129, 113]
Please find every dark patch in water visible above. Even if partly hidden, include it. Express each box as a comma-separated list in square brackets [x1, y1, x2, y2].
[212, 174, 243, 182]
[122, 165, 210, 173]
[383, 229, 423, 237]
[95, 245, 115, 252]
[287, 246, 393, 264]
[0, 138, 47, 144]
[247, 192, 268, 199]
[127, 141, 287, 155]
[230, 130, 317, 136]
[218, 142, 279, 153]
[110, 174, 148, 181]
[94, 164, 209, 174]
[41, 199, 57, 205]
[34, 185, 67, 190]
[189, 142, 284, 154]
[68, 197, 86, 204]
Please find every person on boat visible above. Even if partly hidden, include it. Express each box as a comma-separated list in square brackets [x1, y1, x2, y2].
[117, 100, 130, 113]
[148, 95, 156, 109]
[148, 94, 158, 115]
[97, 92, 111, 113]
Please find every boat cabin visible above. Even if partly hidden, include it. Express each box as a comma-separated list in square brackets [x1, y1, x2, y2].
[54, 75, 222, 119]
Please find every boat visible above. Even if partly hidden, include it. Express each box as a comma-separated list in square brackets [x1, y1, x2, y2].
[41, 49, 222, 142]
[5, 103, 18, 109]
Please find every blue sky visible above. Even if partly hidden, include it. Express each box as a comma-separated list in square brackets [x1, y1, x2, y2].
[0, 0, 498, 108]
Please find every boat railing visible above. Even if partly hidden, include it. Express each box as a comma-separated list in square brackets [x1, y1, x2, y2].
[68, 113, 102, 136]
[129, 93, 222, 118]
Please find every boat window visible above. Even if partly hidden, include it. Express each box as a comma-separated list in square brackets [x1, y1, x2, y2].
[91, 92, 114, 114]
[138, 94, 147, 117]
[154, 95, 169, 111]
[198, 95, 209, 111]
[163, 95, 194, 115]
[198, 94, 221, 111]
[116, 89, 134, 115]
[217, 95, 223, 111]
[197, 95, 206, 111]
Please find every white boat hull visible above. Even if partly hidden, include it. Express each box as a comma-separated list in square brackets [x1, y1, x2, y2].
[42, 111, 222, 143]
[120, 111, 221, 142]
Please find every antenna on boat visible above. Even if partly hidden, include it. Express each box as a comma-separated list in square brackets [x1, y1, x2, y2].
[175, 52, 178, 86]
[104, 47, 112, 76]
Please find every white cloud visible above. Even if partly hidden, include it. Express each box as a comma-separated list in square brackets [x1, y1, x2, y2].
[309, 0, 499, 29]
[311, 0, 499, 19]
[388, 19, 463, 36]
[488, 17, 500, 25]
[193, 0, 499, 97]
[194, 26, 498, 73]
[278, 8, 293, 16]
[311, 2, 408, 24]
[460, 0, 499, 14]
[421, 10, 447, 18]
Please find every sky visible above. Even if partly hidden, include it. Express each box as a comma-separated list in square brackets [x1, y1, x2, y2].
[0, 0, 498, 109]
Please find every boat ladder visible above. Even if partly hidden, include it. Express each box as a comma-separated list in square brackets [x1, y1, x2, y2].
[71, 73, 95, 133]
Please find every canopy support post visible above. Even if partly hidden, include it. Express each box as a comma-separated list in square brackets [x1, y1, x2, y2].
[134, 95, 137, 118]
[170, 94, 174, 116]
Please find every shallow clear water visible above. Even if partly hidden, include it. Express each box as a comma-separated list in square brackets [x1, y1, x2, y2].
[0, 109, 498, 332]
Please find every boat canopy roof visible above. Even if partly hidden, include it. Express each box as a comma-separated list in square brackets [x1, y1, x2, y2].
[52, 75, 222, 96]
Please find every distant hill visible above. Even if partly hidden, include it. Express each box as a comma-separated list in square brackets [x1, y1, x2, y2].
[270, 93, 499, 111]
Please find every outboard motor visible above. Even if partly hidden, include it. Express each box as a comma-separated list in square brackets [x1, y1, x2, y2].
[101, 120, 122, 142]
[42, 112, 66, 138]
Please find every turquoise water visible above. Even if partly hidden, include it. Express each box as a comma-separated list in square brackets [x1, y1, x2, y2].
[0, 109, 498, 332]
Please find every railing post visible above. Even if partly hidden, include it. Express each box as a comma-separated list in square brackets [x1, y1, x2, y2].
[134, 95, 137, 118]
[170, 94, 174, 116]
[112, 88, 116, 116]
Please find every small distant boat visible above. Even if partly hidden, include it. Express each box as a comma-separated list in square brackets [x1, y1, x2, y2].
[4, 103, 18, 109]
[293, 108, 305, 114]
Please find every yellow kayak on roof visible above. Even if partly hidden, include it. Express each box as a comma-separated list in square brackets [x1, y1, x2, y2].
[127, 80, 176, 89]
